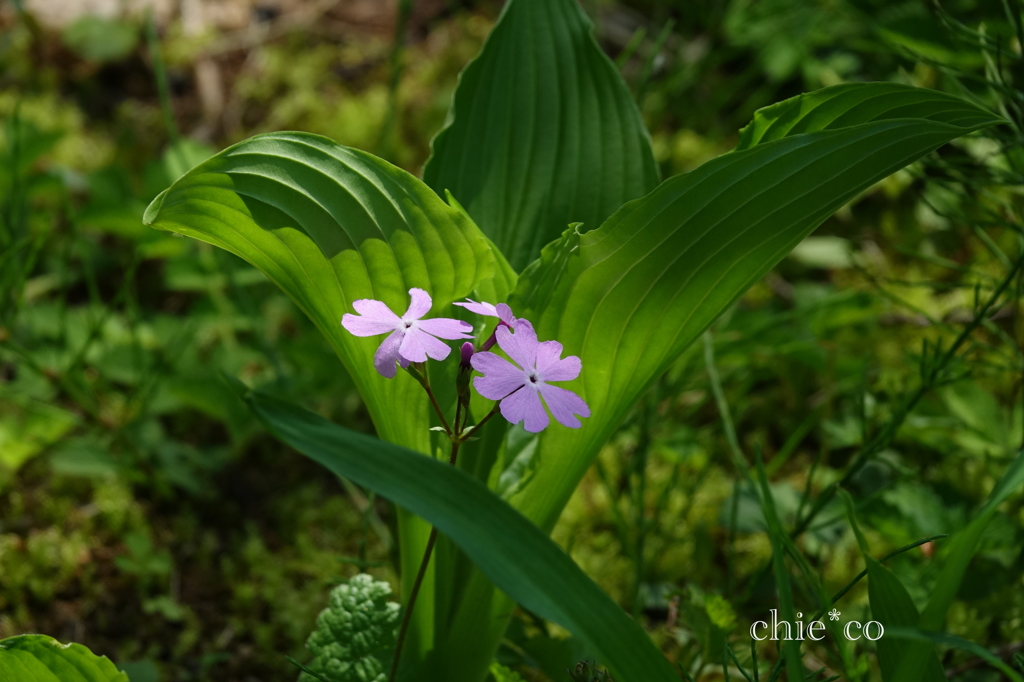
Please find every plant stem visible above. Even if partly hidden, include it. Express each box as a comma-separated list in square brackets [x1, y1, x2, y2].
[389, 439, 461, 682]
[389, 385, 507, 680]
[407, 365, 452, 435]
[389, 525, 437, 682]
[465, 396, 509, 437]
[453, 394, 464, 438]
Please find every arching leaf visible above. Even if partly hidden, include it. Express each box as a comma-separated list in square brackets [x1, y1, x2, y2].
[736, 82, 998, 150]
[144, 131, 496, 450]
[143, 134, 502, 667]
[507, 84, 1000, 530]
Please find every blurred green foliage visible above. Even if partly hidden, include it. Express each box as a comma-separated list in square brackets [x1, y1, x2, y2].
[1, 0, 1022, 681]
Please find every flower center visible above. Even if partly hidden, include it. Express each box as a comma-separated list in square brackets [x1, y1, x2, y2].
[404, 321, 413, 329]
[529, 373, 538, 383]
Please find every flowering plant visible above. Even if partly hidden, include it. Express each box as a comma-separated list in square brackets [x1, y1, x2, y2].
[141, 0, 999, 679]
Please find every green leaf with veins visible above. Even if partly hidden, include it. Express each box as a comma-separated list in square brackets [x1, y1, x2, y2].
[422, 0, 658, 271]
[507, 83, 1001, 532]
[0, 635, 129, 682]
[143, 133, 500, 670]
[299, 574, 401, 682]
[144, 131, 496, 451]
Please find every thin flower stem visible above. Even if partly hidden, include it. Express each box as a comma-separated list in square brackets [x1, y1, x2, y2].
[388, 526, 437, 682]
[390, 380, 511, 678]
[408, 365, 452, 435]
[426, 386, 452, 435]
[457, 400, 503, 441]
[388, 438, 461, 682]
[453, 396, 463, 441]
[474, 402, 502, 431]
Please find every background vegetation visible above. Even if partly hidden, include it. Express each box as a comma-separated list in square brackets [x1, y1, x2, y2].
[1, 0, 1022, 681]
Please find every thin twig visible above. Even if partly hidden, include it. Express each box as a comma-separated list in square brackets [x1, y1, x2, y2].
[793, 252, 1024, 537]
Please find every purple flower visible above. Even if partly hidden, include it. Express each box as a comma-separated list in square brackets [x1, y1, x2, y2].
[454, 299, 515, 326]
[470, 319, 590, 433]
[342, 288, 473, 378]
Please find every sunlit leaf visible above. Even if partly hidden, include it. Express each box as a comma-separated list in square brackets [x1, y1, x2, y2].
[0, 635, 128, 682]
[143, 134, 504, 665]
[507, 83, 1000, 533]
[144, 131, 496, 450]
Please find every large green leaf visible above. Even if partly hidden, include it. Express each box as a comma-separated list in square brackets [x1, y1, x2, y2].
[238, 386, 678, 682]
[143, 132, 495, 451]
[422, 0, 659, 271]
[0, 635, 128, 682]
[506, 83, 1001, 532]
[143, 133, 499, 668]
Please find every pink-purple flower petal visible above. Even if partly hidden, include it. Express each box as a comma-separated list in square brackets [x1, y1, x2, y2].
[495, 319, 538, 371]
[373, 330, 404, 379]
[352, 298, 402, 323]
[404, 287, 432, 320]
[400, 327, 454, 363]
[341, 312, 397, 337]
[417, 317, 473, 339]
[499, 385, 549, 433]
[494, 303, 515, 325]
[536, 341, 582, 382]
[453, 299, 498, 317]
[471, 352, 526, 400]
[538, 383, 591, 428]
[454, 299, 516, 325]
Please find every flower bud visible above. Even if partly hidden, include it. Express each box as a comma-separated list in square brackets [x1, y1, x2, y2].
[456, 342, 475, 398]
[460, 341, 475, 370]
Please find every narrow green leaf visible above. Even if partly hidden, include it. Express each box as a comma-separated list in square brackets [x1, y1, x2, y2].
[0, 635, 129, 682]
[240, 387, 678, 682]
[422, 0, 659, 270]
[506, 84, 1000, 534]
[736, 82, 1000, 150]
[892, 450, 1024, 682]
[143, 132, 496, 451]
[922, 451, 1024, 629]
[886, 628, 1024, 682]
[840, 490, 945, 682]
[754, 453, 804, 682]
